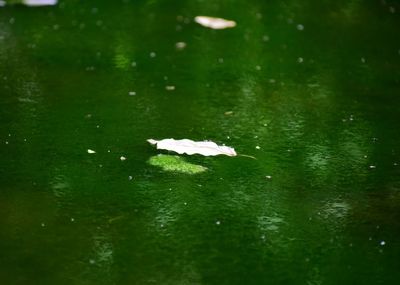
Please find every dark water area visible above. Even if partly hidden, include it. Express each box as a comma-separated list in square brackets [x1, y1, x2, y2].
[0, 0, 399, 284]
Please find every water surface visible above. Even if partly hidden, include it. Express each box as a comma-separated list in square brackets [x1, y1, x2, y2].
[0, 1, 399, 284]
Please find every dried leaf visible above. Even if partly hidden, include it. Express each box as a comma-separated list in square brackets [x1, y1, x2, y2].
[22, 0, 58, 6]
[194, 16, 236, 30]
[148, 138, 237, 157]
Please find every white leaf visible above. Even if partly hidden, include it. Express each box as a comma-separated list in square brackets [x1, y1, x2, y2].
[22, 0, 58, 6]
[148, 138, 237, 157]
[194, 16, 236, 30]
[87, 149, 96, 154]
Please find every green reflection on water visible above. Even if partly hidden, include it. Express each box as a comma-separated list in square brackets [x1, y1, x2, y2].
[148, 154, 207, 174]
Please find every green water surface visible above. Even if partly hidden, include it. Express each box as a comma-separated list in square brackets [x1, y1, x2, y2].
[0, 0, 400, 284]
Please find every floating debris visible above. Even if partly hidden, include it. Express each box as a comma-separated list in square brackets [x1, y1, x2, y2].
[165, 85, 175, 91]
[148, 138, 237, 156]
[87, 149, 96, 154]
[262, 35, 270, 42]
[175, 42, 187, 50]
[22, 0, 58, 6]
[120, 156, 127, 161]
[265, 175, 272, 179]
[128, 91, 136, 96]
[296, 24, 304, 31]
[194, 16, 236, 30]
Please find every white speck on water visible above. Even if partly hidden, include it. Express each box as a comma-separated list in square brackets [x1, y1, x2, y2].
[160, 224, 164, 228]
[128, 176, 133, 180]
[216, 221, 221, 225]
[184, 202, 187, 206]
[262, 35, 270, 42]
[129, 91, 136, 96]
[369, 165, 376, 169]
[5, 141, 8, 145]
[107, 150, 111, 153]
[41, 223, 45, 227]
[131, 61, 137, 67]
[96, 125, 100, 128]
[256, 146, 261, 149]
[265, 175, 272, 179]
[24, 138, 27, 142]
[394, 162, 398, 166]
[70, 218, 75, 222]
[361, 57, 366, 63]
[87, 149, 96, 154]
[99, 164, 103, 168]
[89, 259, 95, 264]
[256, 65, 261, 70]
[269, 78, 276, 84]
[297, 57, 304, 63]
[175, 42, 187, 50]
[369, 237, 372, 241]
[296, 24, 304, 31]
[120, 156, 126, 161]
[150, 52, 156, 58]
[218, 58, 224, 63]
[165, 85, 175, 91]
[261, 235, 266, 240]
[380, 240, 386, 246]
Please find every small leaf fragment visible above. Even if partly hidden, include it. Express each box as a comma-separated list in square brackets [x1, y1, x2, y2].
[194, 16, 236, 30]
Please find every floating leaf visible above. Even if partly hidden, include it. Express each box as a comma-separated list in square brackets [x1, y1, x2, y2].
[194, 16, 236, 30]
[148, 138, 236, 157]
[148, 154, 207, 174]
[22, 0, 58, 6]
